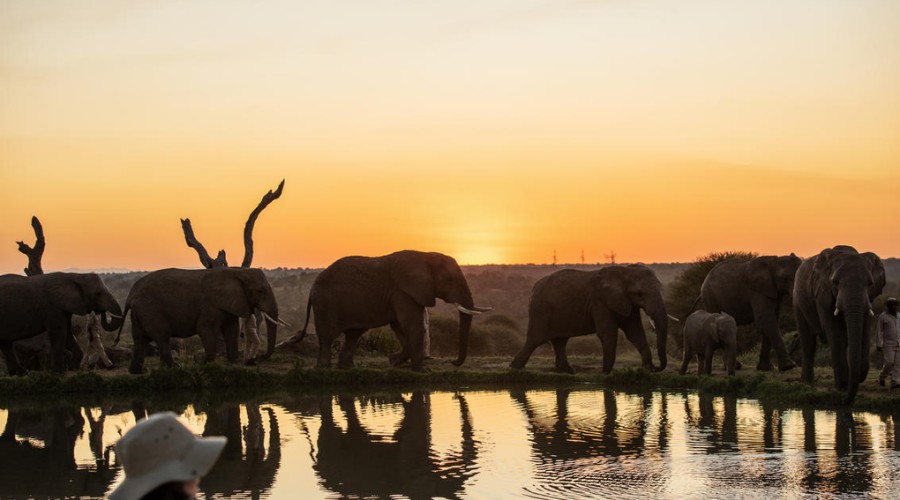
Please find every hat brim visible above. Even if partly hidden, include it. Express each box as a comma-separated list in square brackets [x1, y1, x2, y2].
[108, 436, 227, 500]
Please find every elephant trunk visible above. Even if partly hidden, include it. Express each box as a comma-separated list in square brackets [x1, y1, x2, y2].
[99, 299, 124, 332]
[260, 317, 277, 361]
[842, 301, 867, 405]
[725, 341, 737, 376]
[451, 288, 476, 367]
[647, 300, 669, 371]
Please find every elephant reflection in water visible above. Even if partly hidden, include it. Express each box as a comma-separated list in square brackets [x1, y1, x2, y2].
[0, 406, 117, 498]
[798, 409, 874, 494]
[308, 392, 477, 499]
[683, 392, 740, 454]
[198, 403, 281, 499]
[512, 389, 668, 476]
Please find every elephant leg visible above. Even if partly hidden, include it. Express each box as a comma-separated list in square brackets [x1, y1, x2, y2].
[222, 319, 239, 364]
[47, 324, 68, 373]
[0, 343, 26, 376]
[704, 345, 715, 375]
[199, 329, 219, 363]
[696, 351, 705, 376]
[598, 328, 619, 374]
[679, 343, 693, 375]
[754, 311, 795, 371]
[157, 335, 174, 368]
[621, 313, 654, 370]
[859, 320, 871, 382]
[396, 306, 427, 372]
[756, 335, 772, 371]
[550, 337, 574, 373]
[129, 323, 149, 374]
[339, 329, 365, 369]
[388, 322, 411, 367]
[511, 319, 547, 369]
[510, 338, 542, 370]
[66, 321, 83, 370]
[796, 312, 817, 384]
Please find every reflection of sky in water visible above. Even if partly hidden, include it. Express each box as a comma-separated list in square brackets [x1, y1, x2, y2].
[0, 390, 898, 499]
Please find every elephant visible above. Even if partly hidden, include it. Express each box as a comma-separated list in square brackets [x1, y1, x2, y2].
[793, 245, 885, 404]
[679, 310, 738, 376]
[0, 272, 122, 374]
[117, 267, 285, 374]
[296, 250, 490, 371]
[696, 254, 802, 371]
[510, 264, 674, 373]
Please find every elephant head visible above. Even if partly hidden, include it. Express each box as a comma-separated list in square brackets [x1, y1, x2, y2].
[706, 313, 738, 375]
[746, 254, 802, 299]
[202, 268, 283, 360]
[596, 265, 670, 370]
[813, 246, 885, 403]
[390, 251, 490, 366]
[44, 273, 123, 328]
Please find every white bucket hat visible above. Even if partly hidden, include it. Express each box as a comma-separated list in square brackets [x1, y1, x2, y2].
[109, 412, 227, 500]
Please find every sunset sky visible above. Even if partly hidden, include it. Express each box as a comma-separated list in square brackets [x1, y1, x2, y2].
[1, 0, 898, 272]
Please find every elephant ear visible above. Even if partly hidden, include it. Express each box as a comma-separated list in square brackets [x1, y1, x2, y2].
[391, 255, 436, 307]
[595, 272, 632, 317]
[202, 271, 252, 317]
[812, 248, 836, 303]
[46, 276, 88, 315]
[862, 252, 886, 299]
[745, 258, 778, 299]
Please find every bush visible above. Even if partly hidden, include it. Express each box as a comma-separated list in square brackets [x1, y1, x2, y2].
[666, 251, 758, 354]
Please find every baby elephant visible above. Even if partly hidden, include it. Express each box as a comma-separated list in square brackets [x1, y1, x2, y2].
[680, 311, 738, 376]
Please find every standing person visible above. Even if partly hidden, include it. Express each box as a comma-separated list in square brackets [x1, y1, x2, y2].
[876, 297, 900, 389]
[242, 314, 261, 366]
[109, 412, 227, 500]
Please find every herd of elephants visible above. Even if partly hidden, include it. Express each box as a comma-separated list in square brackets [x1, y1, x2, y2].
[0, 242, 888, 404]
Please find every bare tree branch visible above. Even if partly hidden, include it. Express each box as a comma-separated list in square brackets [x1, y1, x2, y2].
[180, 218, 228, 268]
[241, 179, 285, 268]
[16, 216, 45, 276]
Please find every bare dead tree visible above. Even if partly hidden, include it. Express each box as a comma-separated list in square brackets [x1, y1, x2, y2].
[17, 216, 45, 276]
[181, 180, 285, 269]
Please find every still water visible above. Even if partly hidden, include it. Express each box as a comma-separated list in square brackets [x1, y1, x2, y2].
[1, 389, 898, 499]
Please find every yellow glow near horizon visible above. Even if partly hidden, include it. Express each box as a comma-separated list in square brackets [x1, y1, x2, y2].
[1, 1, 899, 272]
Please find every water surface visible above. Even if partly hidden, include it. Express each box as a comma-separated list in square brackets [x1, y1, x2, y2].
[1, 389, 898, 498]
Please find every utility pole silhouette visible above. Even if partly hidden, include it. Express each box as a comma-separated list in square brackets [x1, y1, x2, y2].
[604, 250, 617, 264]
[580, 249, 585, 264]
[552, 249, 557, 266]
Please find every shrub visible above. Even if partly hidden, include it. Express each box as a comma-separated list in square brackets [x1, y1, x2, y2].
[665, 251, 758, 354]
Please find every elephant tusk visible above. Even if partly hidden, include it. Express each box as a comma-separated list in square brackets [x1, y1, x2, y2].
[473, 305, 493, 312]
[869, 308, 875, 317]
[834, 308, 840, 317]
[648, 320, 657, 332]
[261, 312, 290, 327]
[667, 314, 680, 322]
[107, 312, 123, 319]
[456, 305, 482, 315]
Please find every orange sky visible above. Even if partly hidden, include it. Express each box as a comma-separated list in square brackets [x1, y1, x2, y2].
[1, 1, 899, 272]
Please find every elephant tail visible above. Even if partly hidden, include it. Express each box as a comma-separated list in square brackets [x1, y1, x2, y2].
[296, 294, 313, 340]
[684, 295, 702, 320]
[113, 304, 131, 347]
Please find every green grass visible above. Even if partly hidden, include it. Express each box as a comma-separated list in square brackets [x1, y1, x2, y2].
[2, 354, 899, 413]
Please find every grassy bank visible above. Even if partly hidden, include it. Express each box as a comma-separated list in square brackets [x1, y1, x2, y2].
[2, 353, 899, 413]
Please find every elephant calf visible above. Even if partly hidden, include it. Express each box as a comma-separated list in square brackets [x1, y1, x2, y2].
[680, 310, 738, 376]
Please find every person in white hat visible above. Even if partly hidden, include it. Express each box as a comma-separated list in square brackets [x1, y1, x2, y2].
[109, 412, 227, 500]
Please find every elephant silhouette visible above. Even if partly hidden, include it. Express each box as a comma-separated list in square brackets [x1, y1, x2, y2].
[198, 403, 282, 499]
[300, 391, 478, 499]
[0, 406, 117, 498]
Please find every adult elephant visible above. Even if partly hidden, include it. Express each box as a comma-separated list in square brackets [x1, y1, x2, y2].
[510, 265, 674, 373]
[118, 267, 285, 374]
[697, 254, 802, 371]
[296, 250, 490, 371]
[0, 272, 122, 374]
[793, 245, 885, 404]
